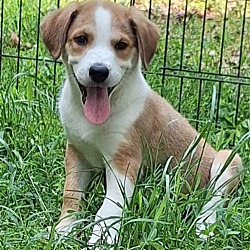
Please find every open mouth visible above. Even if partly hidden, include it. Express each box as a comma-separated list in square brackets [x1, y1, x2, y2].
[71, 66, 117, 125]
[76, 80, 116, 125]
[77, 82, 115, 104]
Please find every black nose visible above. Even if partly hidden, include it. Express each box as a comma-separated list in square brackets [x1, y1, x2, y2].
[89, 63, 109, 83]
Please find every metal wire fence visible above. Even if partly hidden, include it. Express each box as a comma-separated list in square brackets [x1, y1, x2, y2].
[0, 0, 249, 136]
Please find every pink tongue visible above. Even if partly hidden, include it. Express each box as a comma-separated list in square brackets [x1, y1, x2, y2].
[84, 87, 110, 125]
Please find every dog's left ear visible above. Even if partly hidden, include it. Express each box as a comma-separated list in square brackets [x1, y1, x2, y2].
[40, 2, 79, 60]
[129, 7, 160, 70]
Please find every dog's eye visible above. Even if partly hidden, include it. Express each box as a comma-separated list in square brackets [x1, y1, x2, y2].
[115, 41, 128, 50]
[74, 36, 88, 45]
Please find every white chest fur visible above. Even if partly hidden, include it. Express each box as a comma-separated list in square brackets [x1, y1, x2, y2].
[58, 67, 150, 169]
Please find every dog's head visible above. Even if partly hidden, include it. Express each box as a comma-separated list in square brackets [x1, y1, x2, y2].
[41, 1, 160, 125]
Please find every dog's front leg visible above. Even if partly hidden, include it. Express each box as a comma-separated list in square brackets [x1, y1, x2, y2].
[56, 142, 92, 234]
[88, 166, 134, 246]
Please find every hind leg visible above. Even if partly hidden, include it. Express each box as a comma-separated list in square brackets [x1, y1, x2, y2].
[196, 150, 243, 239]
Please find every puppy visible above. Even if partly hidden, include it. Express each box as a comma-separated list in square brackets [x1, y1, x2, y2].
[41, 0, 243, 247]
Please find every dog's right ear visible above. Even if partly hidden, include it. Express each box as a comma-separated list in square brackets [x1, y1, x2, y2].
[129, 7, 160, 70]
[40, 2, 79, 60]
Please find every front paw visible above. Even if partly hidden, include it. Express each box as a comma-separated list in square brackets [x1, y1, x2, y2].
[55, 216, 76, 236]
[196, 222, 215, 240]
[86, 222, 117, 249]
[196, 212, 216, 240]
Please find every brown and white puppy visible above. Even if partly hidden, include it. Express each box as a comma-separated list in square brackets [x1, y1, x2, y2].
[41, 1, 243, 248]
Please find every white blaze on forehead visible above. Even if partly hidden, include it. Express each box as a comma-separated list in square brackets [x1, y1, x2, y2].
[94, 7, 112, 46]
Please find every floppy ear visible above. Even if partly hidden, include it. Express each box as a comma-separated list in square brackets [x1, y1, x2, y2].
[40, 2, 79, 60]
[129, 7, 160, 69]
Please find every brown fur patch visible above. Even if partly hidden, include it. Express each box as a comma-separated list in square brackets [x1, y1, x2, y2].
[101, 2, 160, 68]
[66, 26, 95, 57]
[65, 2, 98, 57]
[60, 143, 84, 218]
[113, 91, 217, 190]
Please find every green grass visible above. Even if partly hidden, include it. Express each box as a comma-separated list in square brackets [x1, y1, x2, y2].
[0, 0, 250, 249]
